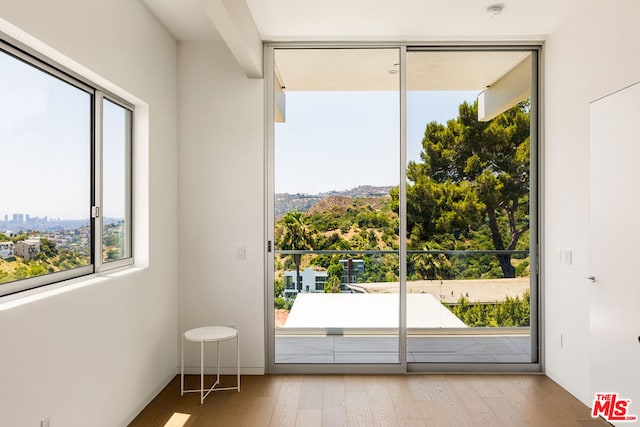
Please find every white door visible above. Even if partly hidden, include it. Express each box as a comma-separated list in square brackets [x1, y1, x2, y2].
[589, 82, 640, 425]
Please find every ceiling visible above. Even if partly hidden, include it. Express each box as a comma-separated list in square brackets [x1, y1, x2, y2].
[141, 0, 585, 42]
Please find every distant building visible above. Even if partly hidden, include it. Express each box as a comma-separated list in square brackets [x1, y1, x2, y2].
[15, 237, 41, 260]
[0, 241, 14, 259]
[284, 267, 328, 296]
[340, 259, 364, 288]
[283, 259, 365, 296]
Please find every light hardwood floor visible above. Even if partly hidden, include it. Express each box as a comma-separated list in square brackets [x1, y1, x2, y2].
[129, 374, 609, 427]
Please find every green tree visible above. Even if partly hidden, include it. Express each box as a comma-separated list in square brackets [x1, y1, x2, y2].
[40, 238, 58, 258]
[106, 248, 121, 260]
[398, 100, 530, 278]
[275, 211, 314, 292]
[274, 278, 285, 299]
[324, 262, 344, 293]
[450, 290, 530, 327]
[324, 276, 342, 293]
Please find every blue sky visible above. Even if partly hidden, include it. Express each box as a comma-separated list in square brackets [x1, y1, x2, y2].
[275, 90, 478, 194]
[1, 48, 478, 217]
[0, 51, 126, 220]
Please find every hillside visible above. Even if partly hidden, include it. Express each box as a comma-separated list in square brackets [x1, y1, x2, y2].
[306, 195, 389, 216]
[275, 185, 393, 217]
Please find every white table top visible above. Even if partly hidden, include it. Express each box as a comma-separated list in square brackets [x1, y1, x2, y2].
[184, 326, 237, 342]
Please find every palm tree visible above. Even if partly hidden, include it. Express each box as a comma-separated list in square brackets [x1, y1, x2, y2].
[276, 211, 314, 293]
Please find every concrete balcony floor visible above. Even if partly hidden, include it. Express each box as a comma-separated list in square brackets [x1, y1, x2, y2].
[275, 334, 532, 364]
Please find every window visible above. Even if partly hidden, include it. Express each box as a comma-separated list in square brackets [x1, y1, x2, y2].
[0, 40, 134, 296]
[101, 98, 132, 264]
[267, 45, 539, 372]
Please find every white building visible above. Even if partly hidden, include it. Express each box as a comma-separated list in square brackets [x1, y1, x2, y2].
[284, 267, 327, 296]
[0, 241, 14, 259]
[284, 260, 365, 296]
[14, 237, 40, 261]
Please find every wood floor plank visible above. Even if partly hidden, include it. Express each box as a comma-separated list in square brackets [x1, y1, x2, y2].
[128, 374, 609, 427]
[385, 376, 423, 422]
[269, 376, 303, 427]
[422, 377, 474, 426]
[255, 374, 284, 397]
[345, 375, 368, 392]
[415, 400, 448, 426]
[322, 375, 347, 427]
[298, 375, 324, 410]
[346, 391, 374, 427]
[447, 376, 492, 414]
[296, 409, 322, 427]
[366, 375, 399, 427]
[408, 375, 438, 401]
[468, 376, 507, 399]
[469, 411, 505, 426]
[242, 396, 277, 427]
[487, 376, 575, 426]
[484, 397, 530, 427]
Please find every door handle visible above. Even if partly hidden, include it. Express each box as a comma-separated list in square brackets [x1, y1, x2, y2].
[585, 275, 596, 282]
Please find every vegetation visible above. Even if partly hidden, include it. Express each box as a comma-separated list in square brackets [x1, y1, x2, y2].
[0, 235, 89, 285]
[449, 290, 530, 327]
[324, 263, 343, 293]
[103, 221, 126, 261]
[275, 211, 315, 292]
[394, 100, 530, 278]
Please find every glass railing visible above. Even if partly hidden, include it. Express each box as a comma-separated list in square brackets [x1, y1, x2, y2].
[274, 249, 530, 332]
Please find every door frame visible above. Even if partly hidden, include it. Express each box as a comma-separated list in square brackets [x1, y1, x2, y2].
[264, 42, 543, 375]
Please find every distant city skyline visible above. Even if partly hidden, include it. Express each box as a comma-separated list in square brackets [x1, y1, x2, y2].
[3, 213, 61, 221]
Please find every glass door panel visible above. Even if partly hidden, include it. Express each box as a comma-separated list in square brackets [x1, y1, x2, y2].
[405, 50, 536, 364]
[272, 48, 401, 364]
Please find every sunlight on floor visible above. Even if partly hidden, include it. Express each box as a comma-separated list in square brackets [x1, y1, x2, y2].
[163, 412, 191, 427]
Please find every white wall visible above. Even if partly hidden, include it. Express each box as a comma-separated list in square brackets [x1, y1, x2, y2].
[177, 41, 265, 374]
[544, 0, 640, 405]
[0, 1, 178, 426]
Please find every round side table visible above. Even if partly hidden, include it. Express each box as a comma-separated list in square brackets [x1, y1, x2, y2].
[180, 326, 240, 404]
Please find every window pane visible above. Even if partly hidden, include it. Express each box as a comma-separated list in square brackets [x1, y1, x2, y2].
[406, 50, 534, 363]
[102, 99, 131, 263]
[0, 49, 91, 285]
[273, 48, 401, 364]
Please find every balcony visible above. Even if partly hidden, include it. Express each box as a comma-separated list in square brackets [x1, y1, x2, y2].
[274, 250, 533, 364]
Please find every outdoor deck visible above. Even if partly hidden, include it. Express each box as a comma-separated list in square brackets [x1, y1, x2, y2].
[275, 334, 532, 364]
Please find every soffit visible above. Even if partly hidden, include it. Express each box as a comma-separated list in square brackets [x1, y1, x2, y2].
[275, 49, 531, 91]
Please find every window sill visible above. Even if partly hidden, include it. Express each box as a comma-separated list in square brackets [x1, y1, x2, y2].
[0, 264, 146, 312]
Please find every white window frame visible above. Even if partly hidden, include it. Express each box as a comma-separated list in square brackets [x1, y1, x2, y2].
[264, 42, 542, 374]
[0, 37, 134, 297]
[94, 93, 134, 271]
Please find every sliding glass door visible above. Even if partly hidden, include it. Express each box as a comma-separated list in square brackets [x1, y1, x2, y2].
[266, 45, 538, 373]
[269, 48, 402, 367]
[405, 50, 536, 365]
